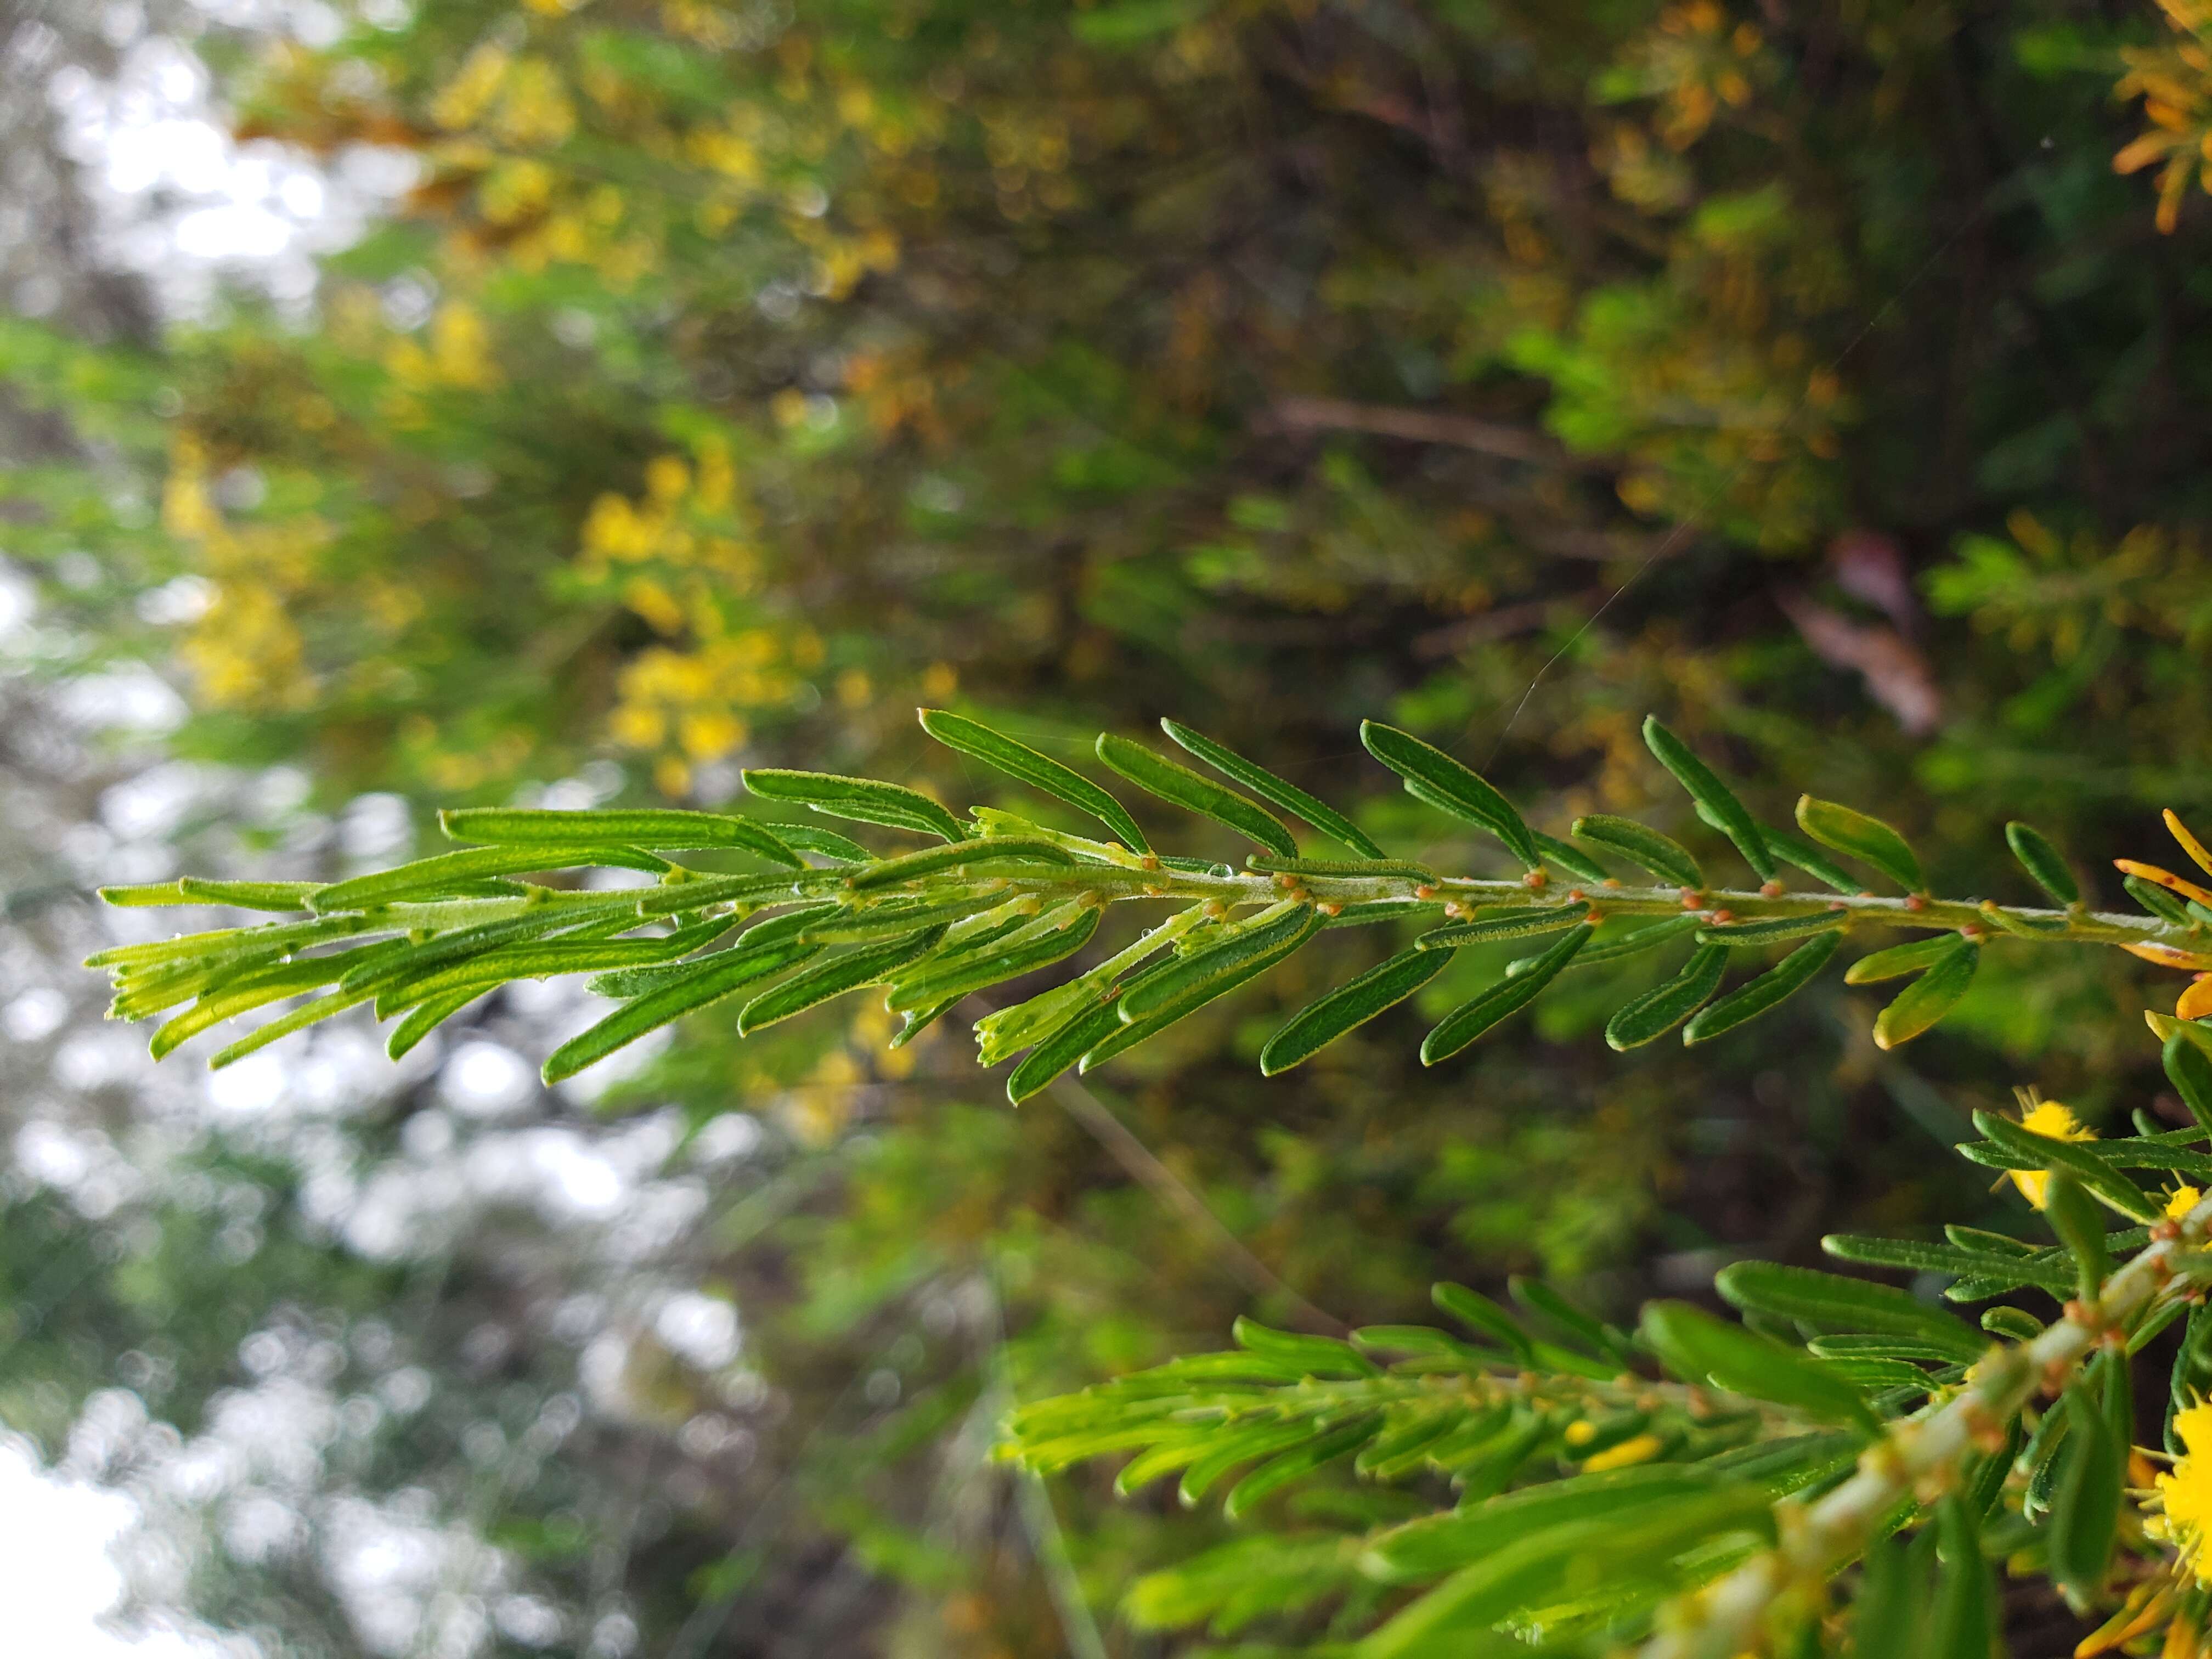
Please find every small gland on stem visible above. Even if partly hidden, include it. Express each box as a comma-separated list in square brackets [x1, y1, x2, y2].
[1904, 894, 1928, 912]
[1759, 881, 1783, 898]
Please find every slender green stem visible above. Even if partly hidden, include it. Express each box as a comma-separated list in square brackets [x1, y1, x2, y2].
[821, 859, 2198, 956]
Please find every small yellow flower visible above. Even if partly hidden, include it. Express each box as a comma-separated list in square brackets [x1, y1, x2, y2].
[2010, 1101, 2095, 1210]
[2158, 1403, 2212, 1587]
[2119, 811, 2212, 1020]
[2171, 1185, 2204, 1221]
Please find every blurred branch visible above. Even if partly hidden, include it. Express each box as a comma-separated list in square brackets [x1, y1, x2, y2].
[1262, 394, 1595, 469]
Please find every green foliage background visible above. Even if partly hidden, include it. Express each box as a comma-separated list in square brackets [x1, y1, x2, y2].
[10, 0, 2212, 1652]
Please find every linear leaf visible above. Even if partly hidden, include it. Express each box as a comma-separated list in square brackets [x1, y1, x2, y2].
[1249, 854, 1440, 881]
[150, 957, 354, 1059]
[919, 708, 1150, 852]
[1758, 823, 1858, 893]
[1570, 815, 1702, 889]
[798, 894, 1006, 942]
[312, 846, 668, 912]
[1530, 831, 1610, 884]
[208, 987, 375, 1070]
[1006, 998, 1125, 1103]
[1416, 901, 1588, 949]
[1080, 936, 1304, 1074]
[1160, 718, 1384, 857]
[1094, 733, 1296, 857]
[174, 879, 322, 911]
[736, 928, 947, 1035]
[1679, 930, 1841, 1046]
[1121, 903, 1320, 1022]
[1819, 1234, 2071, 1293]
[2047, 1385, 2121, 1603]
[1872, 937, 1979, 1050]
[1713, 1262, 1984, 1361]
[542, 940, 818, 1082]
[885, 903, 1102, 1011]
[771, 822, 871, 863]
[1641, 718, 1774, 881]
[1420, 923, 1593, 1064]
[1795, 796, 1924, 893]
[1970, 1110, 2158, 1221]
[1638, 1301, 1878, 1433]
[387, 986, 487, 1060]
[2006, 820, 2080, 906]
[841, 834, 1075, 889]
[1844, 936, 1957, 985]
[1359, 721, 1539, 870]
[1260, 945, 1450, 1075]
[1696, 911, 1850, 946]
[1554, 913, 1706, 972]
[439, 806, 802, 868]
[741, 768, 966, 842]
[2166, 1031, 2212, 1134]
[1605, 943, 1726, 1050]
[1221, 1420, 1380, 1521]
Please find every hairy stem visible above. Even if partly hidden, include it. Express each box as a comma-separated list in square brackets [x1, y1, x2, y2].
[1636, 1198, 2212, 1659]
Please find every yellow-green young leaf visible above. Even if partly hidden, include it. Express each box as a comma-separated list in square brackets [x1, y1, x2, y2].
[1679, 930, 1841, 1046]
[439, 806, 803, 868]
[1079, 940, 1299, 1074]
[1605, 944, 1727, 1051]
[2166, 1031, 2212, 1135]
[1360, 1465, 1718, 1583]
[1637, 1301, 1879, 1433]
[884, 904, 1102, 1012]
[208, 988, 374, 1070]
[1094, 732, 1296, 857]
[798, 894, 1005, 943]
[311, 845, 669, 912]
[1420, 923, 1593, 1064]
[1415, 901, 1589, 949]
[174, 878, 322, 911]
[1844, 936, 1957, 985]
[1359, 721, 1539, 870]
[543, 940, 818, 1082]
[2006, 820, 2080, 906]
[736, 928, 946, 1035]
[1005, 998, 1123, 1103]
[1570, 814, 1702, 889]
[1795, 796, 1924, 893]
[839, 834, 1075, 889]
[336, 899, 641, 998]
[1431, 1283, 1534, 1363]
[386, 986, 487, 1060]
[1970, 1110, 2159, 1221]
[1696, 911, 1850, 946]
[741, 768, 967, 842]
[1259, 945, 1449, 1075]
[1872, 937, 1979, 1049]
[149, 957, 355, 1059]
[918, 708, 1150, 853]
[2047, 1384, 2122, 1604]
[1221, 1420, 1382, 1521]
[98, 881, 190, 907]
[1232, 1317, 1378, 1376]
[1177, 1420, 1328, 1508]
[1120, 903, 1318, 1021]
[1713, 1262, 1984, 1361]
[1640, 718, 1774, 881]
[1160, 718, 1384, 857]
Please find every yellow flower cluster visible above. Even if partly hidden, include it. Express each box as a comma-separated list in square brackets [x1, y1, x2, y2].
[2119, 810, 2212, 1021]
[2118, 1, 2212, 233]
[164, 436, 324, 712]
[2159, 1403, 2212, 1588]
[577, 444, 822, 795]
[430, 45, 576, 149]
[2005, 1099, 2097, 1210]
